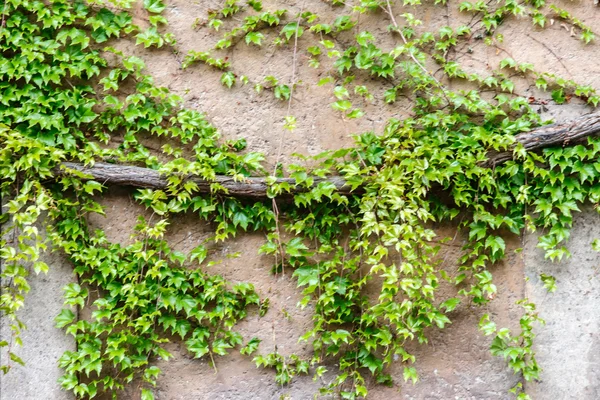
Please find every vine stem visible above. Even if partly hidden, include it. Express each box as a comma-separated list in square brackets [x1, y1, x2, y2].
[525, 33, 572, 79]
[272, 1, 304, 175]
[271, 2, 305, 278]
[382, 0, 447, 94]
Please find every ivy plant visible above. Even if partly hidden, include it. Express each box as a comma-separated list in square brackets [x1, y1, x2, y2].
[1, 0, 599, 399]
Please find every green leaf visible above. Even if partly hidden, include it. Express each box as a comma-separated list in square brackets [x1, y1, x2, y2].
[485, 236, 505, 260]
[186, 338, 209, 358]
[55, 309, 76, 328]
[286, 238, 309, 257]
[221, 71, 236, 88]
[439, 26, 453, 39]
[245, 32, 264, 46]
[331, 100, 352, 111]
[143, 0, 166, 14]
[346, 109, 364, 119]
[83, 181, 103, 195]
[479, 314, 497, 335]
[403, 367, 418, 384]
[281, 22, 304, 41]
[141, 389, 155, 400]
[362, 353, 382, 374]
[333, 86, 349, 100]
[232, 211, 250, 230]
[440, 298, 460, 312]
[293, 266, 319, 287]
[581, 30, 595, 45]
[540, 274, 557, 293]
[240, 337, 261, 355]
[33, 261, 49, 274]
[552, 89, 566, 104]
[190, 245, 208, 264]
[532, 13, 545, 27]
[500, 57, 517, 69]
[9, 352, 25, 366]
[274, 85, 291, 101]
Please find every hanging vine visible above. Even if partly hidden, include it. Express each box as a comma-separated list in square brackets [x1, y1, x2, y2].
[1, 0, 598, 399]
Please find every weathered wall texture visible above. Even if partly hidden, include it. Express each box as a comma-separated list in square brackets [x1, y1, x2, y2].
[0, 219, 76, 400]
[2, 0, 600, 399]
[525, 209, 600, 399]
[4, 205, 600, 399]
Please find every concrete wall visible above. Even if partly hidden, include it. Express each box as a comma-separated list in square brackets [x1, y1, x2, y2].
[0, 232, 75, 400]
[525, 209, 600, 399]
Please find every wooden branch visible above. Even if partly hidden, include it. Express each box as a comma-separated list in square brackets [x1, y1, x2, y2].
[56, 112, 600, 197]
[483, 112, 600, 167]
[57, 162, 353, 198]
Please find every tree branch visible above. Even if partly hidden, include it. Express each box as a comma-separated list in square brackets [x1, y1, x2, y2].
[57, 162, 353, 198]
[55, 112, 600, 197]
[483, 112, 600, 167]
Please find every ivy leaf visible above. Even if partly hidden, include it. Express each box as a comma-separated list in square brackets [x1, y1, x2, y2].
[403, 366, 419, 384]
[55, 309, 76, 328]
[286, 238, 309, 257]
[186, 338, 209, 358]
[331, 100, 352, 111]
[440, 298, 460, 312]
[281, 22, 304, 40]
[581, 30, 595, 45]
[552, 89, 566, 104]
[362, 353, 382, 374]
[485, 235, 505, 260]
[469, 222, 487, 241]
[439, 26, 453, 39]
[356, 31, 375, 46]
[535, 77, 548, 91]
[274, 85, 291, 101]
[212, 338, 233, 355]
[293, 266, 319, 287]
[221, 71, 236, 88]
[346, 109, 364, 119]
[240, 337, 261, 355]
[532, 13, 545, 27]
[83, 181, 103, 195]
[33, 261, 49, 274]
[499, 57, 517, 69]
[190, 245, 208, 264]
[318, 76, 334, 86]
[540, 274, 557, 293]
[173, 320, 191, 339]
[141, 389, 155, 400]
[232, 211, 249, 230]
[245, 32, 264, 46]
[333, 86, 349, 100]
[143, 0, 166, 14]
[479, 314, 497, 335]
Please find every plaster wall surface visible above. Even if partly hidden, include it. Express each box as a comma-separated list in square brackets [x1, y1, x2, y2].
[525, 209, 600, 399]
[0, 227, 76, 400]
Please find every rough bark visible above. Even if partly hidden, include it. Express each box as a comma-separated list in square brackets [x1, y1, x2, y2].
[55, 112, 600, 197]
[57, 162, 353, 198]
[483, 112, 600, 167]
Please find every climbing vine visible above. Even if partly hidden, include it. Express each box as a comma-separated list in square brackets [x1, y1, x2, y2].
[1, 0, 598, 399]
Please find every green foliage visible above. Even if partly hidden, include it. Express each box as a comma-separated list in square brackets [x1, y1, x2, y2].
[1, 0, 599, 399]
[253, 353, 310, 385]
[143, 0, 165, 14]
[480, 301, 544, 381]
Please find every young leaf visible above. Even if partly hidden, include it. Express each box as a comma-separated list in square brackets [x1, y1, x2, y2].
[144, 0, 166, 14]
